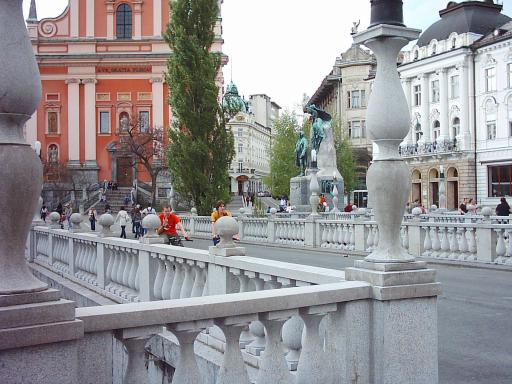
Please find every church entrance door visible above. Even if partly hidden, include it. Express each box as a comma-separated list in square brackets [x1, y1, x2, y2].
[117, 157, 133, 187]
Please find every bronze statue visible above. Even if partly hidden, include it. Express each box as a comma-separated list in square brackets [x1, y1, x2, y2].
[295, 131, 308, 176]
[304, 104, 331, 154]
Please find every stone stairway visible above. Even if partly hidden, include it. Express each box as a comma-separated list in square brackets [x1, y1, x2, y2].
[97, 187, 132, 214]
[225, 195, 244, 214]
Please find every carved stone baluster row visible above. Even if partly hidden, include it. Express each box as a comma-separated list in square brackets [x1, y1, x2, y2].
[495, 228, 507, 264]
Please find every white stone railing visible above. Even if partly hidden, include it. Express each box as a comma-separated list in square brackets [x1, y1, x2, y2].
[74, 282, 374, 384]
[179, 213, 512, 265]
[30, 226, 345, 304]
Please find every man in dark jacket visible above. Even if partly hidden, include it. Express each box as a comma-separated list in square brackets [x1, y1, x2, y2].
[496, 197, 511, 216]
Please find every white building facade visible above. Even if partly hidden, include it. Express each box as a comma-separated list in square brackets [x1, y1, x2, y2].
[399, 0, 510, 209]
[474, 22, 512, 205]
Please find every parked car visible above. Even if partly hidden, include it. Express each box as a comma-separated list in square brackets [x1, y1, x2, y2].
[257, 191, 271, 197]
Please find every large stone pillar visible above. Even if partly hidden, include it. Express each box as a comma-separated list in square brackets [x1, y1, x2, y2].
[458, 58, 471, 150]
[70, 0, 79, 38]
[86, 0, 95, 38]
[106, 0, 115, 40]
[420, 73, 431, 144]
[66, 78, 80, 166]
[134, 0, 143, 40]
[83, 78, 97, 167]
[402, 77, 413, 145]
[151, 77, 164, 128]
[153, 0, 162, 37]
[439, 68, 449, 142]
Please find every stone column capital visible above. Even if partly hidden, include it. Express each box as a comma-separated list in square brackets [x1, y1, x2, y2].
[105, 0, 115, 13]
[150, 77, 164, 84]
[65, 78, 80, 85]
[81, 78, 97, 85]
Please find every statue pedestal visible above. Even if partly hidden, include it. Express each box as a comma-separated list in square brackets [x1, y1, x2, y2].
[290, 174, 344, 212]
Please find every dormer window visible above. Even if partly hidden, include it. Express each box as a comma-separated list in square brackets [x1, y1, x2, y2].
[432, 44, 437, 55]
[414, 50, 419, 60]
[116, 4, 132, 39]
[451, 38, 456, 49]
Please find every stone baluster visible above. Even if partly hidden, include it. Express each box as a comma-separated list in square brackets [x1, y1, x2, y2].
[257, 312, 295, 384]
[440, 227, 450, 258]
[457, 227, 468, 260]
[466, 228, 477, 261]
[449, 227, 459, 259]
[179, 260, 196, 298]
[431, 227, 441, 257]
[372, 225, 379, 248]
[343, 224, 351, 250]
[320, 223, 328, 248]
[215, 318, 252, 384]
[495, 229, 506, 263]
[506, 229, 512, 261]
[422, 226, 432, 257]
[366, 224, 374, 252]
[246, 276, 266, 356]
[104, 246, 114, 288]
[170, 259, 185, 299]
[127, 250, 139, 300]
[190, 262, 207, 297]
[282, 314, 303, 371]
[349, 224, 356, 250]
[152, 255, 166, 300]
[167, 321, 212, 384]
[161, 258, 175, 299]
[118, 337, 150, 384]
[296, 304, 337, 384]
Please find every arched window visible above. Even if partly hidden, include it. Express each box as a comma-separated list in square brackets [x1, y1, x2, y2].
[452, 117, 460, 138]
[116, 4, 132, 39]
[433, 120, 441, 141]
[48, 144, 58, 163]
[485, 99, 497, 140]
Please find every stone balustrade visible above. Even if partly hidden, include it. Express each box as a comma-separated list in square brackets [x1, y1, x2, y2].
[175, 213, 512, 265]
[29, 226, 346, 305]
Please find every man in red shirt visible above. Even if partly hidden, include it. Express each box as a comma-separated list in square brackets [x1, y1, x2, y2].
[159, 206, 190, 245]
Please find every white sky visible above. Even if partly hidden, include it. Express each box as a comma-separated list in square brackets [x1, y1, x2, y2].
[24, 0, 512, 112]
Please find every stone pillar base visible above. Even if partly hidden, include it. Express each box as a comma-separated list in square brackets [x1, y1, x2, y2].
[345, 260, 441, 384]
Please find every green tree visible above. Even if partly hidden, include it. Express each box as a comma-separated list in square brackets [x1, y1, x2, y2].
[164, 0, 234, 215]
[332, 119, 358, 196]
[263, 113, 300, 197]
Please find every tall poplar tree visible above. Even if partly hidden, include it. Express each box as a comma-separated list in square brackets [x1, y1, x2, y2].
[164, 0, 234, 215]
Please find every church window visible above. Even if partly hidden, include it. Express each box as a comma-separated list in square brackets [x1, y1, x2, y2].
[99, 111, 110, 134]
[116, 4, 132, 39]
[139, 111, 150, 133]
[119, 111, 130, 133]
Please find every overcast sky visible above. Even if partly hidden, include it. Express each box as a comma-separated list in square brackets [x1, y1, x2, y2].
[24, 0, 512, 112]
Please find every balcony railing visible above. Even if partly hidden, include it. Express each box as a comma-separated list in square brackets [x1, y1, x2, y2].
[399, 138, 459, 157]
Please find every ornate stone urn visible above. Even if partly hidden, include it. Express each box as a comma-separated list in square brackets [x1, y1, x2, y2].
[0, 0, 47, 293]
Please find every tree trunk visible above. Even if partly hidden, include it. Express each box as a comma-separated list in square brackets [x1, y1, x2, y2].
[151, 173, 157, 207]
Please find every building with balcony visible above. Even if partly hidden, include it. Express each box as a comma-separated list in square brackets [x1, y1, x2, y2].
[308, 39, 376, 203]
[24, 0, 226, 193]
[399, 0, 510, 209]
[473, 21, 512, 206]
[223, 83, 279, 195]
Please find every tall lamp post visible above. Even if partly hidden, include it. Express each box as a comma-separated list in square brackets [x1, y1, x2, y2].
[353, 0, 420, 262]
[438, 165, 446, 212]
